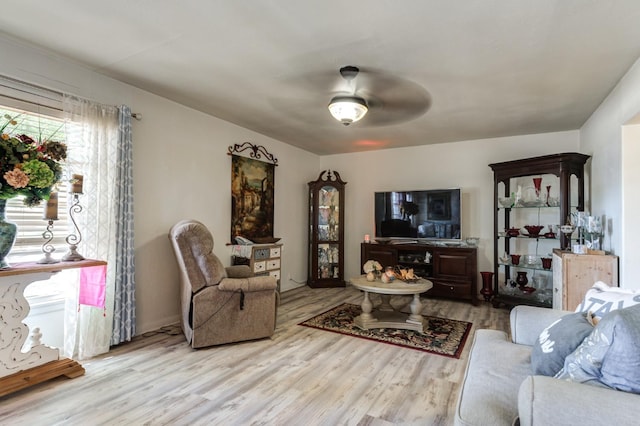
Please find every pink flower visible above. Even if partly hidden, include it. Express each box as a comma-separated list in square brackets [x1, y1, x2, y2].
[4, 168, 29, 188]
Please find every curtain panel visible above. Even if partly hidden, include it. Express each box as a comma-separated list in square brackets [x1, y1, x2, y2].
[62, 96, 136, 358]
[112, 105, 136, 345]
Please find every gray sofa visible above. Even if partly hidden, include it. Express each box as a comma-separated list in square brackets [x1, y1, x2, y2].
[455, 305, 640, 426]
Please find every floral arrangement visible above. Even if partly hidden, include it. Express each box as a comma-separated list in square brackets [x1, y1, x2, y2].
[0, 114, 67, 206]
[363, 259, 383, 274]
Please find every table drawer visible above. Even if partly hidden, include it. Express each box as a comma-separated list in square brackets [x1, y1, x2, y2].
[270, 247, 281, 258]
[253, 260, 266, 273]
[266, 259, 280, 270]
[269, 270, 280, 280]
[254, 248, 270, 260]
[428, 280, 472, 299]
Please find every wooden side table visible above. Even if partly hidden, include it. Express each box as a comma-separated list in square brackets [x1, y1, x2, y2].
[552, 249, 619, 310]
[0, 259, 106, 397]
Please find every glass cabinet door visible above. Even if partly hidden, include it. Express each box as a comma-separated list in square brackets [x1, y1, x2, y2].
[318, 186, 339, 241]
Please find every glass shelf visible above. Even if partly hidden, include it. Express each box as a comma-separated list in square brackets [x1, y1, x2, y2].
[498, 261, 553, 272]
[497, 288, 553, 307]
[497, 233, 560, 240]
[497, 204, 583, 210]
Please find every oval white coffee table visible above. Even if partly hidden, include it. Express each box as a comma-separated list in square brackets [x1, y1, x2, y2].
[349, 275, 433, 333]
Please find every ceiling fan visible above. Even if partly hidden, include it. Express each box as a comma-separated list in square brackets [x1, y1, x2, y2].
[328, 66, 369, 125]
[270, 65, 431, 128]
[325, 65, 431, 127]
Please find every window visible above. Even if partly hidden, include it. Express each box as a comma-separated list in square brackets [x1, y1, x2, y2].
[0, 105, 71, 263]
[0, 77, 72, 303]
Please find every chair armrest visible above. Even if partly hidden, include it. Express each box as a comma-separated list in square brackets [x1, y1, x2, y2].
[225, 265, 253, 278]
[510, 305, 572, 345]
[218, 276, 277, 292]
[518, 375, 640, 426]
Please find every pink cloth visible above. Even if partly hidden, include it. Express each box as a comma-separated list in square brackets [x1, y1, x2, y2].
[79, 265, 107, 308]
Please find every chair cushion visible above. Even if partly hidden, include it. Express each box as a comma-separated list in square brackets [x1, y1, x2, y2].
[556, 303, 640, 393]
[530, 312, 594, 376]
[218, 276, 277, 292]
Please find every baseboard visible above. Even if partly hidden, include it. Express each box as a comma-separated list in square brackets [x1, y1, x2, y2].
[137, 314, 181, 336]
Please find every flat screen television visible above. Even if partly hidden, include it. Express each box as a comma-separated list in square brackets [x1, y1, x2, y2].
[374, 188, 461, 240]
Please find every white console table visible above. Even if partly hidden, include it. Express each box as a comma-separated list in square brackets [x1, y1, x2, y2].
[0, 259, 106, 397]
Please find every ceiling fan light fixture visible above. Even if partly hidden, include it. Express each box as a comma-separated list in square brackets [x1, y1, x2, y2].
[328, 95, 368, 126]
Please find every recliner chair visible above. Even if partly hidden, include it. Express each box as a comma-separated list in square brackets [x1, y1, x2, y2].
[169, 219, 278, 348]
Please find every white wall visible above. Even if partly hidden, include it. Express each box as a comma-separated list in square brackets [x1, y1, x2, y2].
[0, 36, 319, 334]
[580, 56, 640, 289]
[131, 90, 318, 330]
[320, 131, 579, 288]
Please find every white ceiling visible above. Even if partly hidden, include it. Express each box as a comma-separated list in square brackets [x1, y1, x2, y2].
[1, 1, 640, 155]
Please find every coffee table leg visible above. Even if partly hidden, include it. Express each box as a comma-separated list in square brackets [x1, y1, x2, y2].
[361, 291, 373, 321]
[379, 294, 393, 311]
[408, 293, 423, 323]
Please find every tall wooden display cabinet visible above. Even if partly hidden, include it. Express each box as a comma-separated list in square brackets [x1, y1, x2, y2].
[308, 170, 346, 288]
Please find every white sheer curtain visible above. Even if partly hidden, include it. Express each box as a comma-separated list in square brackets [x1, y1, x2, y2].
[62, 95, 119, 359]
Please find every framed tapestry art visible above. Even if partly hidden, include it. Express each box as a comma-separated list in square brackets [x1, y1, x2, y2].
[229, 143, 277, 243]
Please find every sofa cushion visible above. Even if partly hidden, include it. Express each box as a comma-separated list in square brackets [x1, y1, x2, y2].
[455, 329, 532, 426]
[556, 304, 640, 393]
[575, 281, 640, 320]
[530, 312, 594, 376]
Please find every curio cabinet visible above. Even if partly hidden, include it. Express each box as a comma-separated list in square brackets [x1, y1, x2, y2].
[308, 170, 346, 287]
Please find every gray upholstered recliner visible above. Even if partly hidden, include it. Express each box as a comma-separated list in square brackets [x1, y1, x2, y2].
[169, 219, 278, 348]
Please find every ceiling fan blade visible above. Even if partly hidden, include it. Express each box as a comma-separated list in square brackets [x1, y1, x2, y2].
[363, 92, 432, 126]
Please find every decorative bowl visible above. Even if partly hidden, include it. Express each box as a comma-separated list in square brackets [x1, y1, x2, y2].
[523, 225, 544, 237]
[252, 237, 281, 244]
[498, 197, 514, 208]
[506, 228, 520, 237]
[465, 237, 479, 247]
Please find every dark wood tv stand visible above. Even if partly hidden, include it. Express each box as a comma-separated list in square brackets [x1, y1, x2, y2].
[361, 242, 478, 305]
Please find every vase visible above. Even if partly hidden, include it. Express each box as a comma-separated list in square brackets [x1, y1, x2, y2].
[533, 177, 542, 199]
[366, 271, 375, 281]
[0, 199, 17, 269]
[479, 271, 494, 301]
[515, 271, 528, 288]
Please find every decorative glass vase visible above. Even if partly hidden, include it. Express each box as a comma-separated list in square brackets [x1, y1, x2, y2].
[515, 271, 529, 288]
[0, 199, 17, 269]
[480, 271, 494, 301]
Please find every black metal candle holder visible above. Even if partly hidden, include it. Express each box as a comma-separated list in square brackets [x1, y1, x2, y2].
[37, 219, 60, 264]
[62, 193, 85, 261]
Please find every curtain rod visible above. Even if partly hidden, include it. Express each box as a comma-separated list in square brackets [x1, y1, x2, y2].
[0, 74, 141, 120]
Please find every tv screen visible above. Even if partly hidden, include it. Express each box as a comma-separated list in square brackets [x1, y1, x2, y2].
[374, 188, 461, 240]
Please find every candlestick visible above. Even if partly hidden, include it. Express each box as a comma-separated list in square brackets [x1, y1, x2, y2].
[71, 174, 84, 194]
[37, 219, 60, 264]
[44, 192, 58, 220]
[62, 193, 85, 261]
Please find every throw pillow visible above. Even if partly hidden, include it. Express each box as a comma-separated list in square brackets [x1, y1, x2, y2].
[531, 312, 594, 376]
[575, 281, 640, 320]
[556, 303, 640, 393]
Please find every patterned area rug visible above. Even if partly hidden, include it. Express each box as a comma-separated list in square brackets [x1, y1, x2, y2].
[299, 303, 472, 358]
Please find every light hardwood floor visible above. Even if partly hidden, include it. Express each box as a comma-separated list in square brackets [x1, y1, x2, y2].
[0, 285, 510, 426]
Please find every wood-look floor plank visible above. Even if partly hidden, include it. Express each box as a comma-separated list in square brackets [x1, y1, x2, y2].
[0, 285, 510, 425]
